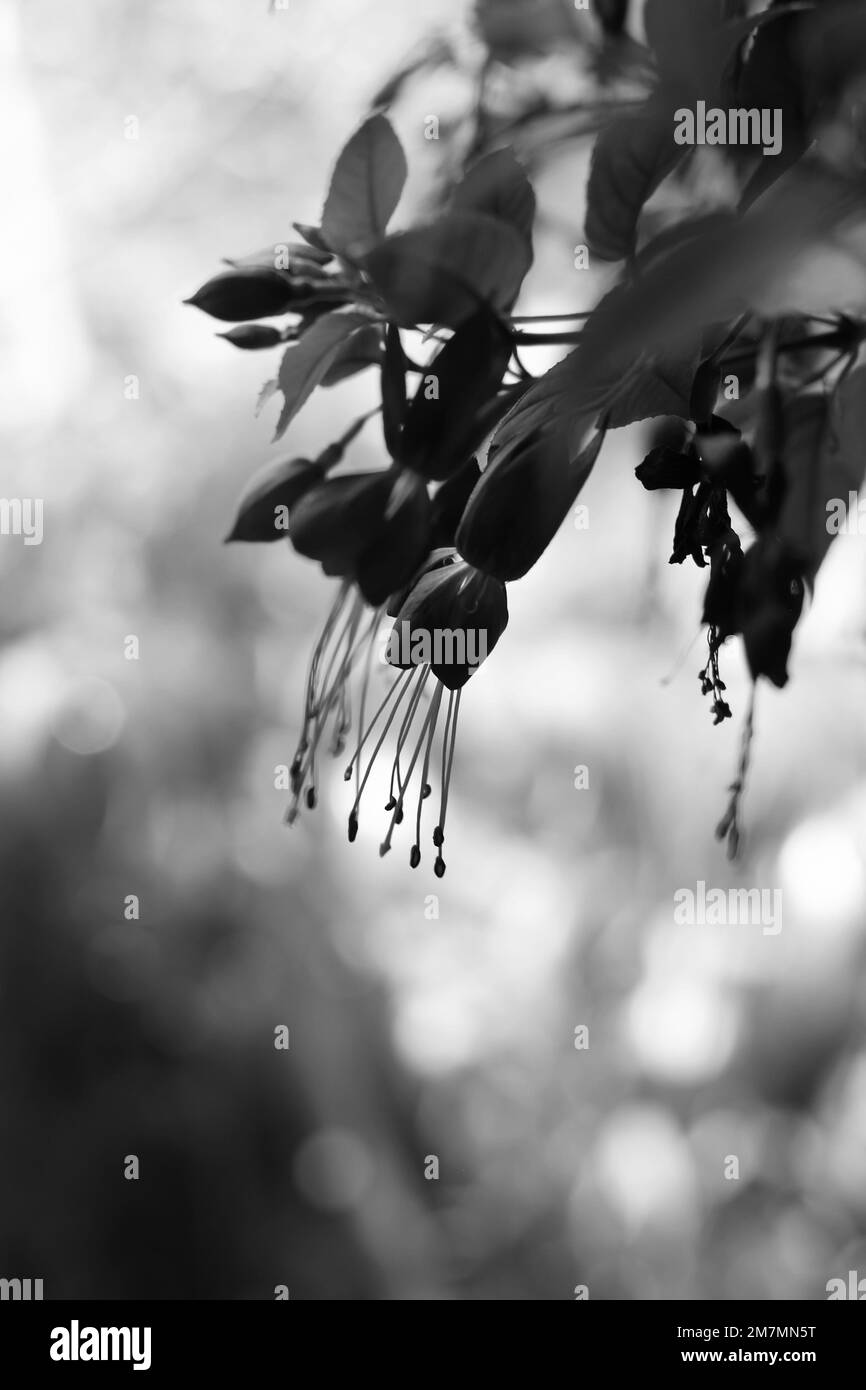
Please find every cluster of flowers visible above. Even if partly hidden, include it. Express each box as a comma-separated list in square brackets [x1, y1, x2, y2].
[186, 129, 555, 874]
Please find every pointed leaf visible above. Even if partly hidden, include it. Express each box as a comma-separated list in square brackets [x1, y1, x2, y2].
[361, 212, 532, 328]
[605, 337, 701, 428]
[321, 114, 408, 257]
[585, 96, 680, 262]
[272, 311, 371, 440]
[320, 324, 383, 386]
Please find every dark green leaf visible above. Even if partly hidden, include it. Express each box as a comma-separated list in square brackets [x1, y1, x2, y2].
[272, 311, 371, 440]
[451, 149, 536, 249]
[321, 114, 408, 257]
[430, 460, 482, 548]
[361, 212, 532, 328]
[579, 165, 866, 373]
[585, 96, 680, 262]
[605, 338, 701, 428]
[319, 324, 384, 386]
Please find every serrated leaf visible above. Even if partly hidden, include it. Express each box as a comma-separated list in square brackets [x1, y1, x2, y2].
[321, 114, 408, 258]
[645, 0, 807, 100]
[451, 148, 536, 249]
[489, 354, 598, 458]
[272, 311, 371, 440]
[361, 212, 532, 328]
[293, 222, 333, 254]
[736, 9, 813, 210]
[585, 96, 680, 262]
[579, 164, 866, 373]
[255, 379, 278, 417]
[605, 338, 701, 428]
[319, 324, 383, 386]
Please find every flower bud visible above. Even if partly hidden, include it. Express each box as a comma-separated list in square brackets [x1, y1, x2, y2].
[184, 268, 298, 321]
[218, 324, 285, 350]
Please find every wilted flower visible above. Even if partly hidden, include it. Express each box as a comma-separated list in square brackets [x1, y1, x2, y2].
[635, 445, 701, 491]
[736, 536, 805, 688]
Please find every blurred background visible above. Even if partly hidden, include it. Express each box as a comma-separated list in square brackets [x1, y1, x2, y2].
[1, 0, 866, 1300]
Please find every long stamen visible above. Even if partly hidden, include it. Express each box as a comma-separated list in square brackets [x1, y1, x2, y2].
[291, 582, 351, 793]
[344, 667, 410, 784]
[379, 668, 436, 858]
[433, 688, 461, 877]
[387, 666, 430, 812]
[287, 590, 378, 822]
[347, 669, 416, 840]
[353, 620, 379, 804]
[411, 683, 442, 868]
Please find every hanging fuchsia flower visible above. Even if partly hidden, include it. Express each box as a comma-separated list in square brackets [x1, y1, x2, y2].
[342, 554, 508, 875]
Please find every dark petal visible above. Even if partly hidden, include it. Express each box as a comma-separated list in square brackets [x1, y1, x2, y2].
[385, 548, 459, 618]
[400, 309, 514, 480]
[290, 472, 394, 573]
[430, 459, 482, 549]
[389, 562, 508, 688]
[226, 457, 322, 541]
[735, 536, 806, 686]
[701, 528, 743, 637]
[184, 268, 297, 322]
[355, 472, 432, 605]
[636, 445, 701, 491]
[742, 606, 796, 688]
